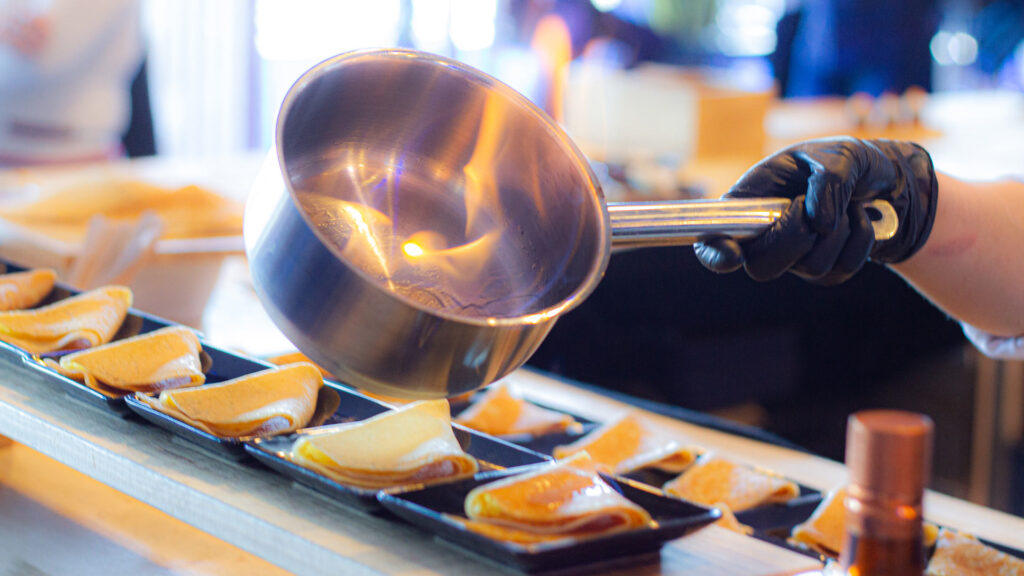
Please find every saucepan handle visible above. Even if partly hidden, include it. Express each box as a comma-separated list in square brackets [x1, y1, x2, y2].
[606, 197, 898, 249]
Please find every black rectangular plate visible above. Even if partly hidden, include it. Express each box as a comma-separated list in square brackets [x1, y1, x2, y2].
[377, 467, 720, 573]
[21, 309, 280, 416]
[469, 398, 823, 538]
[124, 380, 389, 460]
[748, 501, 1024, 565]
[244, 421, 552, 512]
[19, 312, 182, 415]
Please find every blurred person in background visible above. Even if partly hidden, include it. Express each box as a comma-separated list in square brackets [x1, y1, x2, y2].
[0, 0, 148, 167]
[694, 137, 1024, 360]
[773, 0, 939, 97]
[974, 0, 1024, 87]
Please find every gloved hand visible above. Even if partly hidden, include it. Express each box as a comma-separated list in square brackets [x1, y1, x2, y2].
[694, 137, 938, 284]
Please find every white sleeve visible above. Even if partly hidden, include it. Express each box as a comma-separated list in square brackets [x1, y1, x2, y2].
[962, 323, 1024, 360]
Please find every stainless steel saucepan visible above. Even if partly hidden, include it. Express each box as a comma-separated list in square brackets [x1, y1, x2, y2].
[244, 49, 897, 399]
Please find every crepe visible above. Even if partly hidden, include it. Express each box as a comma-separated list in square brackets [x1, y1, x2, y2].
[791, 486, 847, 555]
[460, 453, 653, 544]
[0, 179, 244, 242]
[712, 502, 753, 536]
[290, 399, 479, 489]
[788, 483, 942, 558]
[136, 362, 323, 437]
[926, 529, 1024, 575]
[0, 285, 131, 354]
[267, 351, 333, 378]
[0, 268, 56, 311]
[454, 382, 576, 437]
[44, 326, 204, 396]
[661, 453, 799, 512]
[265, 351, 476, 406]
[552, 412, 701, 474]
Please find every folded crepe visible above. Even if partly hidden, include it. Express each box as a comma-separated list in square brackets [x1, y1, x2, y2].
[712, 502, 753, 536]
[0, 179, 244, 242]
[552, 412, 701, 475]
[460, 453, 653, 544]
[791, 485, 939, 557]
[454, 382, 576, 437]
[266, 351, 333, 378]
[926, 529, 1024, 575]
[290, 399, 478, 489]
[265, 352, 475, 407]
[45, 326, 204, 396]
[662, 453, 799, 512]
[136, 362, 322, 437]
[791, 486, 847, 555]
[0, 268, 57, 311]
[0, 285, 131, 354]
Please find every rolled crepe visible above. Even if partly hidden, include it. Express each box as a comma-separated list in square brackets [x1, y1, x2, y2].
[290, 399, 479, 489]
[136, 362, 322, 437]
[454, 382, 576, 437]
[47, 326, 204, 396]
[0, 285, 131, 354]
[553, 412, 701, 474]
[662, 453, 799, 512]
[461, 453, 652, 543]
[791, 485, 939, 557]
[926, 529, 1024, 575]
[0, 268, 57, 311]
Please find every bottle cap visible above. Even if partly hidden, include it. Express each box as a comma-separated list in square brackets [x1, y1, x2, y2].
[845, 410, 933, 497]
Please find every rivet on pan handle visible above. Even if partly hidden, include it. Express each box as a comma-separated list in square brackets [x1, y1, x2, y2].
[607, 198, 898, 249]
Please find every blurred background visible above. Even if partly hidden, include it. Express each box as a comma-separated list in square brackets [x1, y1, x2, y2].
[131, 0, 1024, 161]
[3, 0, 1024, 516]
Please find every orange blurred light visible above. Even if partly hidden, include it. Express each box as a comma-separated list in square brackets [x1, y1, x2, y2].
[531, 14, 572, 122]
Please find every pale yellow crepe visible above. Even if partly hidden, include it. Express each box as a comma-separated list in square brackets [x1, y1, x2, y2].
[926, 529, 1024, 575]
[136, 362, 322, 437]
[0, 268, 56, 311]
[553, 412, 701, 475]
[0, 179, 243, 242]
[454, 382, 576, 437]
[45, 326, 204, 396]
[460, 453, 652, 543]
[290, 399, 479, 489]
[0, 285, 131, 354]
[662, 453, 799, 512]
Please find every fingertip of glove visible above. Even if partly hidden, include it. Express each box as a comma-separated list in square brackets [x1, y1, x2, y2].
[694, 238, 744, 274]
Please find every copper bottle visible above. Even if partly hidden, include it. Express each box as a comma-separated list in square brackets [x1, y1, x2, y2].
[839, 410, 934, 576]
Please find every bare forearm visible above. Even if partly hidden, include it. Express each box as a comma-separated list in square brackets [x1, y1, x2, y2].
[892, 172, 1024, 336]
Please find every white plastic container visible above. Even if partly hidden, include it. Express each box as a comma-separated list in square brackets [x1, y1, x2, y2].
[0, 155, 258, 327]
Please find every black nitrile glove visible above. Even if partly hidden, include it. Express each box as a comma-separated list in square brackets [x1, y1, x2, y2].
[694, 137, 938, 284]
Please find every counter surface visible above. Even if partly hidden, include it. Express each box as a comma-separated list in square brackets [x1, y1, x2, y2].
[2, 346, 1023, 575]
[0, 352, 824, 576]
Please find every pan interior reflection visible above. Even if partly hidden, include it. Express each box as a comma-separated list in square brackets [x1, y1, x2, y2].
[294, 150, 547, 319]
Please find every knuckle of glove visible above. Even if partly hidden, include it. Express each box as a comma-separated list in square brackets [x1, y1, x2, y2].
[727, 151, 808, 200]
[742, 198, 817, 281]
